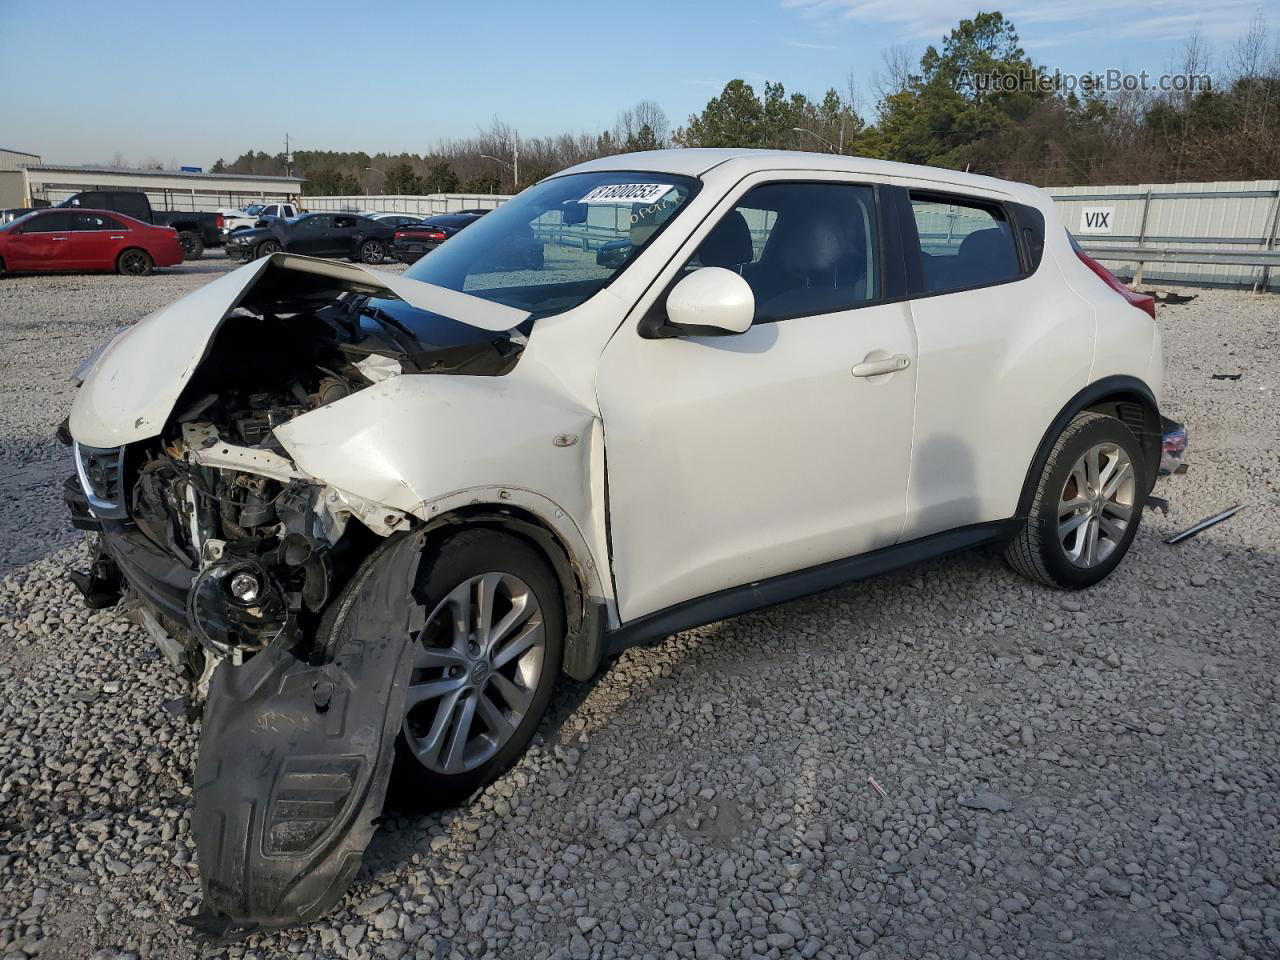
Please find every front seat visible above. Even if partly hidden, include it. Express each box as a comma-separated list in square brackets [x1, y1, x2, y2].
[756, 211, 867, 319]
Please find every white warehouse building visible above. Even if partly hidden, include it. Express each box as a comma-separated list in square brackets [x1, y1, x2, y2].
[0, 153, 306, 211]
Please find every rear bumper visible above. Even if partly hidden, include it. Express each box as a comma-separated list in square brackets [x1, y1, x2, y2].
[390, 241, 439, 263]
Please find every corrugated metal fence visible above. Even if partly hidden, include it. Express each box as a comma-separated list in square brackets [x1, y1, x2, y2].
[300, 193, 509, 216]
[1049, 180, 1280, 291]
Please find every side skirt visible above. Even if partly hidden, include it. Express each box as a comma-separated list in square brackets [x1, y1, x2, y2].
[604, 520, 1021, 657]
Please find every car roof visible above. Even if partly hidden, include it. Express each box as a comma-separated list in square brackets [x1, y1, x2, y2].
[557, 148, 1040, 202]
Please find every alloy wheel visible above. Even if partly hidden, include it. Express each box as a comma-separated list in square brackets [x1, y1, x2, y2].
[1057, 441, 1136, 567]
[120, 252, 150, 276]
[403, 572, 545, 775]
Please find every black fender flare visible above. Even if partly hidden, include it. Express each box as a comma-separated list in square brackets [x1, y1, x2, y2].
[1015, 375, 1161, 519]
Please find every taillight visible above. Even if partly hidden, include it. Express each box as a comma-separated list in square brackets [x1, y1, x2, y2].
[215, 213, 224, 229]
[394, 231, 406, 240]
[1073, 242, 1156, 320]
[426, 230, 446, 242]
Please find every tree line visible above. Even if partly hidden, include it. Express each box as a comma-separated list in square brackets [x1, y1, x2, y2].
[208, 11, 1280, 194]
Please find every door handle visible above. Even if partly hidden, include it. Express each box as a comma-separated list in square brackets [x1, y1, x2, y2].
[110, 235, 124, 240]
[851, 353, 910, 377]
[51, 236, 69, 241]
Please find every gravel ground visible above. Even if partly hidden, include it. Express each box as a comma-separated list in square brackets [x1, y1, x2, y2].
[0, 259, 1277, 960]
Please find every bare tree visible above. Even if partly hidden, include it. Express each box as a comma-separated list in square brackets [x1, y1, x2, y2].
[874, 44, 915, 101]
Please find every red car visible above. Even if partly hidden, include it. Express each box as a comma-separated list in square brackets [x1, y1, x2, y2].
[0, 208, 184, 276]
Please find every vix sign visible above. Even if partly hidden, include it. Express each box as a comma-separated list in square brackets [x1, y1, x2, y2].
[1078, 206, 1115, 235]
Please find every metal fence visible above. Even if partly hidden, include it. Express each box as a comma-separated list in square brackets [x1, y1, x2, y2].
[299, 193, 509, 216]
[1049, 180, 1280, 291]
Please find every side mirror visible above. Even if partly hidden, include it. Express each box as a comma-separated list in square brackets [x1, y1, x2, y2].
[562, 203, 588, 225]
[657, 267, 754, 337]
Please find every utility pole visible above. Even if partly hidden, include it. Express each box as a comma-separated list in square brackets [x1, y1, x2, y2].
[513, 135, 520, 189]
[284, 132, 292, 177]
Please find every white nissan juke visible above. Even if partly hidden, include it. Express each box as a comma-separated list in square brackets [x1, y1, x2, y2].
[63, 149, 1170, 931]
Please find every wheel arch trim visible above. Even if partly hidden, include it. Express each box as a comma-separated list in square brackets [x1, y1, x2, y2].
[1016, 374, 1160, 518]
[413, 487, 612, 681]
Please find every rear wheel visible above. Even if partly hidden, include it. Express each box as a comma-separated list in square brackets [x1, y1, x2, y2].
[177, 230, 204, 260]
[1005, 412, 1146, 589]
[116, 248, 154, 277]
[360, 239, 386, 264]
[256, 239, 281, 258]
[392, 529, 563, 806]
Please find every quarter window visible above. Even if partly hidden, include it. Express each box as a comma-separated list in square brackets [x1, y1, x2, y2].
[686, 182, 879, 323]
[909, 194, 1021, 293]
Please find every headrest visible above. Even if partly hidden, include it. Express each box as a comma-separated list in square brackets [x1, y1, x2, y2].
[698, 210, 754, 268]
[778, 211, 849, 274]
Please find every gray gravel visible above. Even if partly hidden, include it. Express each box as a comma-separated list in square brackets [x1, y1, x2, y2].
[0, 261, 1277, 960]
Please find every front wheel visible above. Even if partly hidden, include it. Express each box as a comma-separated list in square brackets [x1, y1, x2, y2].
[359, 239, 386, 264]
[1005, 411, 1146, 589]
[116, 248, 154, 277]
[392, 529, 563, 806]
[256, 239, 281, 258]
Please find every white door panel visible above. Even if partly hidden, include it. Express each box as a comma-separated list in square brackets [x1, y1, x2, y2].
[599, 301, 916, 622]
[901, 273, 1094, 540]
[890, 175, 1095, 541]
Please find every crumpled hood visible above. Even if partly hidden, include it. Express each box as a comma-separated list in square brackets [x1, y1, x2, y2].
[68, 253, 529, 449]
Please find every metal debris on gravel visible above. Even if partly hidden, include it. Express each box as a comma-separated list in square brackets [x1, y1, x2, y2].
[1, 259, 1278, 959]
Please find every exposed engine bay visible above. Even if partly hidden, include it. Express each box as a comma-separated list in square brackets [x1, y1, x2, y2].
[67, 277, 528, 694]
[61, 258, 541, 935]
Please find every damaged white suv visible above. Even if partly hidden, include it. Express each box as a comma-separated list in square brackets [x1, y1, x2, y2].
[64, 149, 1168, 932]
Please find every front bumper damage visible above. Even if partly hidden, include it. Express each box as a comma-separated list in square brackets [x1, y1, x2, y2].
[59, 254, 550, 935]
[184, 533, 423, 936]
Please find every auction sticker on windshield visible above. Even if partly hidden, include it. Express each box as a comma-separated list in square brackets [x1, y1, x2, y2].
[579, 183, 673, 204]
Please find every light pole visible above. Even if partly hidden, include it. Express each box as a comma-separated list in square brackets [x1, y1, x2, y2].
[792, 127, 840, 154]
[480, 143, 519, 189]
[364, 166, 387, 196]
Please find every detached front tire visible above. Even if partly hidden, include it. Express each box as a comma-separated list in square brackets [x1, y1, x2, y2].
[1006, 412, 1146, 589]
[392, 529, 564, 806]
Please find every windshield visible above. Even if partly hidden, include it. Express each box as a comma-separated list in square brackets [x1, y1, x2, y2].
[405, 171, 698, 317]
[243, 204, 265, 216]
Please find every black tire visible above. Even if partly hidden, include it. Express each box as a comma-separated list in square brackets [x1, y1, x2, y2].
[1005, 412, 1147, 589]
[256, 239, 282, 259]
[116, 248, 154, 277]
[0, 255, 6, 275]
[359, 239, 386, 264]
[177, 230, 204, 260]
[390, 529, 564, 808]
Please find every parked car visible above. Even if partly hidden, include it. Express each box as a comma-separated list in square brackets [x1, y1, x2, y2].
[390, 212, 486, 262]
[222, 212, 394, 263]
[57, 190, 222, 259]
[63, 149, 1175, 932]
[221, 202, 300, 237]
[0, 208, 183, 276]
[362, 212, 429, 228]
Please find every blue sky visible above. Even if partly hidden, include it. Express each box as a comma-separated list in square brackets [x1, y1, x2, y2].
[1, 0, 1275, 166]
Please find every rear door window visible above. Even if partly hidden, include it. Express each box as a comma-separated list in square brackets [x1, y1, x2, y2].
[686, 181, 879, 323]
[909, 194, 1021, 293]
[73, 213, 125, 230]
